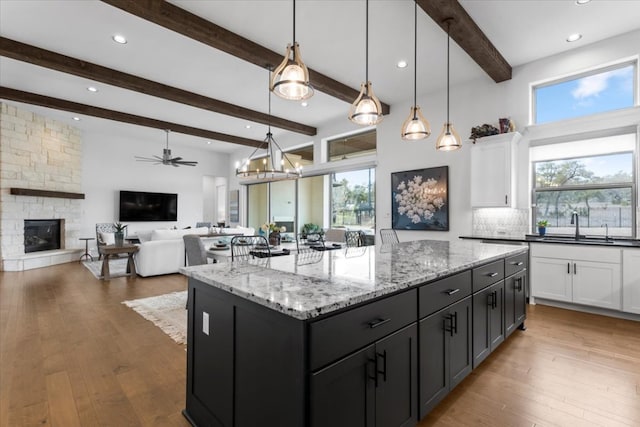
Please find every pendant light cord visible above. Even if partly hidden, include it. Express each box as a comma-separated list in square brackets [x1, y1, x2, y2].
[292, 0, 296, 46]
[446, 20, 450, 131]
[267, 67, 272, 134]
[365, 0, 369, 83]
[413, 0, 417, 118]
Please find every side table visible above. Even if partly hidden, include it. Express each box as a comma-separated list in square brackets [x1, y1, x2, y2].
[100, 244, 139, 280]
[79, 237, 95, 261]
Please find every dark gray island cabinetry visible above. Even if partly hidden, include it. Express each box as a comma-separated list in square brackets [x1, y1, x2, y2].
[180, 240, 528, 427]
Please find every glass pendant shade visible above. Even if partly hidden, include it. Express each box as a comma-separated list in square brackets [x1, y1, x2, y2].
[435, 123, 461, 151]
[348, 81, 383, 125]
[401, 106, 431, 140]
[271, 43, 313, 101]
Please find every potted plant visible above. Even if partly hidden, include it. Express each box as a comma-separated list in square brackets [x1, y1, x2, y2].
[113, 222, 127, 246]
[537, 220, 548, 236]
[301, 223, 322, 239]
[261, 222, 286, 246]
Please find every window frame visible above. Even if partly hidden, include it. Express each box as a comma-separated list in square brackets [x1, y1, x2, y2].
[531, 150, 636, 238]
[530, 57, 638, 126]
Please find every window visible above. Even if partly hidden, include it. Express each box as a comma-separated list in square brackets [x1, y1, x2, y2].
[327, 129, 376, 161]
[533, 61, 636, 125]
[331, 168, 376, 231]
[531, 133, 636, 237]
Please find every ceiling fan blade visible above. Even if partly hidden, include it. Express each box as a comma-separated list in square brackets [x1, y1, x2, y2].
[172, 156, 183, 161]
[174, 160, 198, 166]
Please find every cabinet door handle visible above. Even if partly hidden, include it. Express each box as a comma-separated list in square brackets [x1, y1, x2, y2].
[446, 288, 460, 295]
[452, 312, 458, 335]
[443, 315, 454, 337]
[574, 263, 577, 274]
[377, 351, 387, 383]
[505, 195, 508, 205]
[368, 318, 391, 329]
[511, 261, 524, 266]
[516, 277, 523, 292]
[492, 290, 498, 309]
[487, 272, 499, 278]
[487, 292, 494, 307]
[567, 263, 570, 274]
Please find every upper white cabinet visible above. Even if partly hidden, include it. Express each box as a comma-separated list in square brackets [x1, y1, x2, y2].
[470, 132, 521, 208]
[622, 249, 640, 314]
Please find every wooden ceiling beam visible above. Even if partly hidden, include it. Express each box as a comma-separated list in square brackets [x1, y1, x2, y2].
[101, 0, 391, 115]
[0, 86, 265, 148]
[0, 37, 316, 136]
[417, 0, 512, 83]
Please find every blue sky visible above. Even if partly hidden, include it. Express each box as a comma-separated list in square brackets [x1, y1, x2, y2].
[536, 65, 634, 124]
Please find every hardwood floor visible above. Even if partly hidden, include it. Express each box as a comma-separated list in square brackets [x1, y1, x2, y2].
[1, 262, 639, 426]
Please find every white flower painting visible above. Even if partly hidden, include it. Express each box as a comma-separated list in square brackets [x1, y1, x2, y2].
[391, 166, 449, 230]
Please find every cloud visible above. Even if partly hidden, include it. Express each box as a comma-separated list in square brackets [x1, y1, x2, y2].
[571, 67, 633, 100]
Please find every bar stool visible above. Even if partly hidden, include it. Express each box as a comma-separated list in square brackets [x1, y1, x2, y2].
[79, 237, 94, 261]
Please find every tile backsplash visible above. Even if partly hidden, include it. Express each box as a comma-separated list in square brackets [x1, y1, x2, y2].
[472, 208, 529, 236]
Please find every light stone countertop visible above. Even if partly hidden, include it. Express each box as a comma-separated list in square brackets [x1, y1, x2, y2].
[180, 239, 528, 320]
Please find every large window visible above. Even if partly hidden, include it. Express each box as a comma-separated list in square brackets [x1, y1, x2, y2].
[532, 61, 636, 125]
[531, 133, 636, 237]
[327, 129, 376, 161]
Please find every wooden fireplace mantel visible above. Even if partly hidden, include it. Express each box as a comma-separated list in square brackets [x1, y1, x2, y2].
[10, 188, 85, 199]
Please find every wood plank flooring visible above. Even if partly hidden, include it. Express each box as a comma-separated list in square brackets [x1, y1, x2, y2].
[1, 262, 639, 426]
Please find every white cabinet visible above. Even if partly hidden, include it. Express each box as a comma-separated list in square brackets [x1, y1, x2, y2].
[622, 249, 640, 314]
[470, 132, 521, 208]
[530, 244, 621, 310]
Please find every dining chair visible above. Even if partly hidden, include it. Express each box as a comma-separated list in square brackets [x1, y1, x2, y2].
[345, 230, 365, 247]
[296, 232, 324, 253]
[183, 235, 209, 266]
[324, 228, 346, 243]
[96, 223, 118, 260]
[196, 222, 212, 229]
[230, 235, 271, 261]
[379, 228, 399, 244]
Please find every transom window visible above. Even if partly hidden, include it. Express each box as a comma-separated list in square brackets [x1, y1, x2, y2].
[327, 129, 376, 161]
[532, 60, 637, 125]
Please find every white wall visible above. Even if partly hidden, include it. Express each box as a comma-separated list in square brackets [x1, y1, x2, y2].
[229, 29, 640, 243]
[81, 129, 229, 253]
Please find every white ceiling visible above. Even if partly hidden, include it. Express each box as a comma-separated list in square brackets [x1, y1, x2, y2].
[1, 0, 639, 154]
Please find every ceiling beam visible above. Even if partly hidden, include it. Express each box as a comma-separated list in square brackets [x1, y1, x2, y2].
[417, 0, 511, 83]
[0, 86, 265, 148]
[0, 37, 316, 136]
[101, 0, 391, 115]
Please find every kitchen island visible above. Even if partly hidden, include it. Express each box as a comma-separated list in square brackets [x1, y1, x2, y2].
[180, 239, 528, 427]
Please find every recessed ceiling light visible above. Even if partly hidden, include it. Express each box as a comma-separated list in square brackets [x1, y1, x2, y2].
[87, 86, 98, 92]
[397, 60, 408, 68]
[72, 117, 81, 121]
[301, 101, 308, 107]
[575, 0, 591, 5]
[207, 141, 212, 145]
[566, 33, 582, 42]
[245, 124, 251, 129]
[112, 34, 127, 44]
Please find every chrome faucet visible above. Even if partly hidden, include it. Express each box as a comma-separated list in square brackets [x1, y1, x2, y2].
[603, 223, 610, 241]
[570, 211, 582, 240]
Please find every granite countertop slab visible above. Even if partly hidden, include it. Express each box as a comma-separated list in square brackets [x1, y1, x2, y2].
[180, 239, 528, 320]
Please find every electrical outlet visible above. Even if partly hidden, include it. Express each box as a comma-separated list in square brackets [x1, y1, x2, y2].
[202, 312, 209, 335]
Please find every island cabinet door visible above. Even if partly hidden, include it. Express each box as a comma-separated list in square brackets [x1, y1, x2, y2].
[310, 345, 375, 427]
[418, 296, 472, 418]
[505, 271, 527, 338]
[472, 281, 505, 368]
[375, 323, 418, 427]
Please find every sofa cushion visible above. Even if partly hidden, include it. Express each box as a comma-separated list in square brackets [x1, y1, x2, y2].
[151, 229, 181, 241]
[137, 230, 153, 243]
[99, 232, 115, 245]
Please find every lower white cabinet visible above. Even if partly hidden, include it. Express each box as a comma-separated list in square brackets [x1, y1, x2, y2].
[530, 244, 621, 310]
[622, 249, 640, 314]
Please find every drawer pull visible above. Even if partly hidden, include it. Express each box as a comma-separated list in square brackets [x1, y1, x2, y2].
[368, 318, 391, 329]
[487, 272, 499, 278]
[511, 261, 524, 266]
[446, 288, 460, 295]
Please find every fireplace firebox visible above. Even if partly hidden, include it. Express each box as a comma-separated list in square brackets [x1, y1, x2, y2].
[24, 219, 62, 253]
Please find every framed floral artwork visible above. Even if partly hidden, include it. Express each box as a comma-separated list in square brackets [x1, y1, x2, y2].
[391, 166, 449, 231]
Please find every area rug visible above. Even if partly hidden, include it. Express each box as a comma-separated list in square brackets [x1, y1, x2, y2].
[122, 291, 187, 345]
[82, 258, 129, 279]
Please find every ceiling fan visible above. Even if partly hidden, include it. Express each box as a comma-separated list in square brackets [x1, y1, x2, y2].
[135, 130, 198, 167]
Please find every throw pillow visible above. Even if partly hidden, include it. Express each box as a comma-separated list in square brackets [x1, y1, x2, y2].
[99, 232, 115, 245]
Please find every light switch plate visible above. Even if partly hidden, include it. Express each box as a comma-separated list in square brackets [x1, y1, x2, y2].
[202, 312, 209, 335]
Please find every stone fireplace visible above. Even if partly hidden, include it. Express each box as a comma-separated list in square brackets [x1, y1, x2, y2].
[1, 103, 83, 271]
[24, 219, 64, 253]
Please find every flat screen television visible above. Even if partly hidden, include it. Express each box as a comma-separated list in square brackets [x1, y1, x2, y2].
[119, 190, 178, 222]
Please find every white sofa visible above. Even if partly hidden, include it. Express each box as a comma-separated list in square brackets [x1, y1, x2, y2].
[134, 226, 255, 277]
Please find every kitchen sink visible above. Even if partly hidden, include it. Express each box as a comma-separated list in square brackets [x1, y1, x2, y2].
[526, 235, 640, 247]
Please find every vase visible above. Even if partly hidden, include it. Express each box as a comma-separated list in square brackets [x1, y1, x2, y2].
[114, 231, 125, 246]
[268, 231, 281, 246]
[538, 226, 546, 236]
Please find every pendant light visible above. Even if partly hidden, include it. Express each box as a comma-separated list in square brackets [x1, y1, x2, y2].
[348, 0, 384, 126]
[401, 0, 431, 140]
[271, 0, 313, 101]
[237, 69, 302, 182]
[435, 19, 461, 151]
